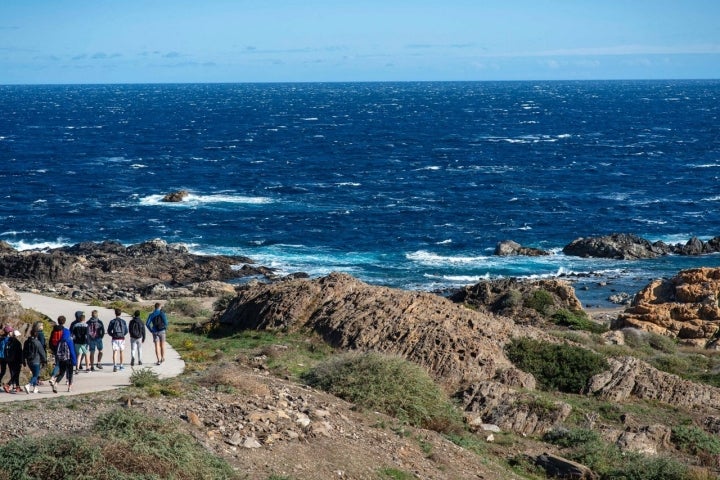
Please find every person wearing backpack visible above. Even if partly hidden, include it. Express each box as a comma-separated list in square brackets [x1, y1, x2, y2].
[48, 319, 65, 380]
[22, 325, 47, 394]
[108, 309, 128, 372]
[128, 310, 146, 367]
[0, 326, 12, 388]
[48, 316, 76, 393]
[146, 303, 168, 366]
[3, 330, 23, 393]
[86, 310, 105, 371]
[71, 313, 90, 373]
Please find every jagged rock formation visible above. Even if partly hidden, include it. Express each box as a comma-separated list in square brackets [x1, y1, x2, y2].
[0, 239, 271, 301]
[449, 278, 583, 325]
[588, 356, 720, 411]
[461, 381, 572, 436]
[563, 233, 720, 259]
[494, 240, 550, 257]
[218, 272, 546, 393]
[613, 267, 720, 345]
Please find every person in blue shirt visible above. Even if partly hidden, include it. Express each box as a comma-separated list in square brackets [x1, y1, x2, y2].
[146, 303, 168, 366]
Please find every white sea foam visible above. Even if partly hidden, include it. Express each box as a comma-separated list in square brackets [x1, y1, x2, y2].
[406, 250, 488, 266]
[302, 117, 319, 121]
[693, 164, 720, 169]
[130, 164, 147, 169]
[139, 192, 273, 206]
[11, 239, 70, 251]
[436, 239, 453, 245]
[336, 182, 361, 187]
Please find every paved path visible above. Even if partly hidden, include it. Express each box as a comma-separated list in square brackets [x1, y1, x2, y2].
[0, 292, 185, 401]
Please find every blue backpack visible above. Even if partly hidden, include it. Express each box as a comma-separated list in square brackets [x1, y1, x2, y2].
[0, 337, 7, 359]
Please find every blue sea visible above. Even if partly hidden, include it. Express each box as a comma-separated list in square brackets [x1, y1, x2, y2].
[2, 81, 720, 307]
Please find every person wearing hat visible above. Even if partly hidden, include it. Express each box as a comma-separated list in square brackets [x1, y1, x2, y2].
[0, 326, 12, 388]
[3, 329, 23, 393]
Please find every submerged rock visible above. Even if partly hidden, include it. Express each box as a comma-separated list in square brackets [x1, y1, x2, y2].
[162, 190, 189, 202]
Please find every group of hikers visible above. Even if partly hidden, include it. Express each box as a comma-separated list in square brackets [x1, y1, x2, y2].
[0, 302, 168, 394]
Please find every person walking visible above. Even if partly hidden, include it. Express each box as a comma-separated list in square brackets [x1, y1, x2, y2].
[0, 326, 12, 388]
[128, 310, 145, 367]
[22, 325, 47, 394]
[4, 330, 23, 393]
[48, 317, 65, 380]
[86, 310, 105, 370]
[108, 309, 128, 372]
[48, 321, 77, 393]
[71, 313, 90, 372]
[146, 303, 168, 365]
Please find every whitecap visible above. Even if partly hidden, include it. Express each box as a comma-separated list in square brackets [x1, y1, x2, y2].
[302, 117, 319, 121]
[130, 164, 147, 169]
[11, 239, 70, 251]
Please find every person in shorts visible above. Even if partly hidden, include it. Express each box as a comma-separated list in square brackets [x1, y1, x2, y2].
[86, 310, 105, 370]
[107, 309, 128, 372]
[71, 313, 90, 372]
[146, 303, 168, 365]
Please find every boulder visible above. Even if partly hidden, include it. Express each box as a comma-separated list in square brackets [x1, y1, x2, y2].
[162, 190, 189, 202]
[613, 267, 720, 344]
[536, 453, 597, 479]
[0, 283, 24, 321]
[494, 240, 550, 257]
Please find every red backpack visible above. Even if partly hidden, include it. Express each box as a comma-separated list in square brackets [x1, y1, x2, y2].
[49, 328, 63, 351]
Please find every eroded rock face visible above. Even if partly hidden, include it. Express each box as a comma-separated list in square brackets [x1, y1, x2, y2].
[0, 239, 270, 300]
[449, 278, 583, 325]
[588, 356, 720, 411]
[613, 267, 720, 345]
[218, 272, 545, 392]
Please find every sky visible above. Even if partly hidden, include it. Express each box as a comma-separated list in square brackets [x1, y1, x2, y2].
[1, 0, 719, 84]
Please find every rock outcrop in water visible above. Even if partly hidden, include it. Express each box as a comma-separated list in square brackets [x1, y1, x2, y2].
[494, 240, 550, 257]
[563, 233, 720, 260]
[613, 267, 720, 346]
[0, 239, 271, 301]
[162, 190, 189, 202]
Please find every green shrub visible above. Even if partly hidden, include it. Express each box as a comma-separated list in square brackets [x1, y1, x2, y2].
[647, 333, 677, 354]
[524, 289, 555, 314]
[650, 355, 691, 376]
[303, 352, 463, 433]
[498, 289, 523, 309]
[130, 367, 160, 388]
[551, 309, 608, 333]
[672, 425, 720, 456]
[0, 408, 239, 479]
[544, 427, 689, 480]
[505, 338, 608, 393]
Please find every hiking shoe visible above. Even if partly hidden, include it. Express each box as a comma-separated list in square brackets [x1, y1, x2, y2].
[138, 361, 142, 365]
[156, 361, 161, 366]
[96, 364, 103, 369]
[2, 384, 9, 393]
[119, 365, 125, 371]
[90, 366, 95, 372]
[113, 365, 118, 372]
[51, 382, 57, 393]
[130, 358, 134, 366]
[67, 385, 72, 392]
[23, 384, 30, 394]
[33, 387, 39, 394]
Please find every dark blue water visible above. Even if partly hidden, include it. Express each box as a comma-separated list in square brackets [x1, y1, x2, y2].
[2, 81, 720, 305]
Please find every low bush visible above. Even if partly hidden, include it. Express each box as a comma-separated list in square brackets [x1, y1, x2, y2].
[129, 367, 160, 388]
[505, 338, 608, 393]
[0, 408, 239, 479]
[551, 309, 608, 333]
[498, 289, 523, 309]
[672, 425, 720, 457]
[303, 352, 463, 433]
[165, 298, 205, 318]
[524, 289, 554, 314]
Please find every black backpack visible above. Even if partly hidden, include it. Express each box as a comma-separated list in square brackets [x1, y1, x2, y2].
[73, 324, 88, 345]
[129, 319, 142, 339]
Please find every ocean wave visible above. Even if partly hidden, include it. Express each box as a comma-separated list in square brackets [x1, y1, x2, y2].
[10, 239, 70, 251]
[139, 192, 273, 206]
